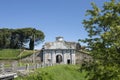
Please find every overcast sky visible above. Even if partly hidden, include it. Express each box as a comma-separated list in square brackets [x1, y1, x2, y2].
[0, 0, 108, 49]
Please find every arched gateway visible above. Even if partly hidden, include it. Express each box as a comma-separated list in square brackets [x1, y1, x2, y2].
[56, 55, 62, 63]
[42, 37, 78, 64]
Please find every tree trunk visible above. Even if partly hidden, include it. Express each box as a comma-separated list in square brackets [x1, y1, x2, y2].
[29, 38, 34, 50]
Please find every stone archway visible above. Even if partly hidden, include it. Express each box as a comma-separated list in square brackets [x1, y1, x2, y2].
[56, 55, 62, 63]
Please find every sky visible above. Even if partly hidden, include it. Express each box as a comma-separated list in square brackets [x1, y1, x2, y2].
[0, 0, 108, 49]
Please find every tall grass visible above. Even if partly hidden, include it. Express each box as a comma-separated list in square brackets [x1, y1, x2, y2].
[15, 65, 87, 80]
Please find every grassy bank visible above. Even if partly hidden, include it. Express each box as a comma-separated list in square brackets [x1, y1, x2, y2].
[15, 65, 87, 80]
[0, 49, 34, 60]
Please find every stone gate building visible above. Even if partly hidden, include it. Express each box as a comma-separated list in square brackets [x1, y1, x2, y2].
[42, 37, 80, 64]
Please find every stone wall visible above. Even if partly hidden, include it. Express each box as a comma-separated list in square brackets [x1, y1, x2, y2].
[75, 50, 92, 64]
[17, 50, 92, 65]
[20, 51, 42, 63]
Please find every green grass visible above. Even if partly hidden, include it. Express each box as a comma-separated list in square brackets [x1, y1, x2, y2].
[17, 50, 34, 59]
[0, 49, 34, 60]
[15, 65, 87, 80]
[0, 49, 20, 59]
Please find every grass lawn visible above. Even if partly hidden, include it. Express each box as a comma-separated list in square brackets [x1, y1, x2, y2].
[0, 49, 20, 59]
[15, 65, 87, 80]
[0, 49, 34, 60]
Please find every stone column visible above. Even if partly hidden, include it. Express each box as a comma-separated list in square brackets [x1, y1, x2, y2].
[62, 50, 64, 64]
[70, 50, 73, 64]
[63, 50, 67, 64]
[51, 51, 53, 64]
[52, 51, 56, 64]
[70, 53, 72, 64]
[26, 63, 29, 71]
[0, 63, 4, 74]
[43, 50, 45, 64]
[12, 62, 17, 72]
[71, 50, 76, 64]
[35, 63, 39, 69]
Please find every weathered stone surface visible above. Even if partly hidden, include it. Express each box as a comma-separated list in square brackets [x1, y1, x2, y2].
[76, 50, 92, 64]
[42, 37, 77, 64]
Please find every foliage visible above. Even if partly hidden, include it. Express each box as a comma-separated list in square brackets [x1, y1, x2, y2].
[0, 28, 12, 48]
[0, 27, 45, 50]
[15, 65, 87, 80]
[80, 0, 120, 80]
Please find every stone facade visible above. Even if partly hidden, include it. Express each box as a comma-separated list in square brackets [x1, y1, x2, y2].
[42, 37, 80, 64]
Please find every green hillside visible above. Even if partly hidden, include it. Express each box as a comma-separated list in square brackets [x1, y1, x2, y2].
[0, 49, 34, 60]
[15, 65, 87, 80]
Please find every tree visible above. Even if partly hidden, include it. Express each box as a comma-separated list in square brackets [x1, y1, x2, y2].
[80, 0, 120, 80]
[0, 27, 45, 49]
[13, 28, 45, 50]
[0, 28, 11, 48]
[29, 28, 36, 50]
